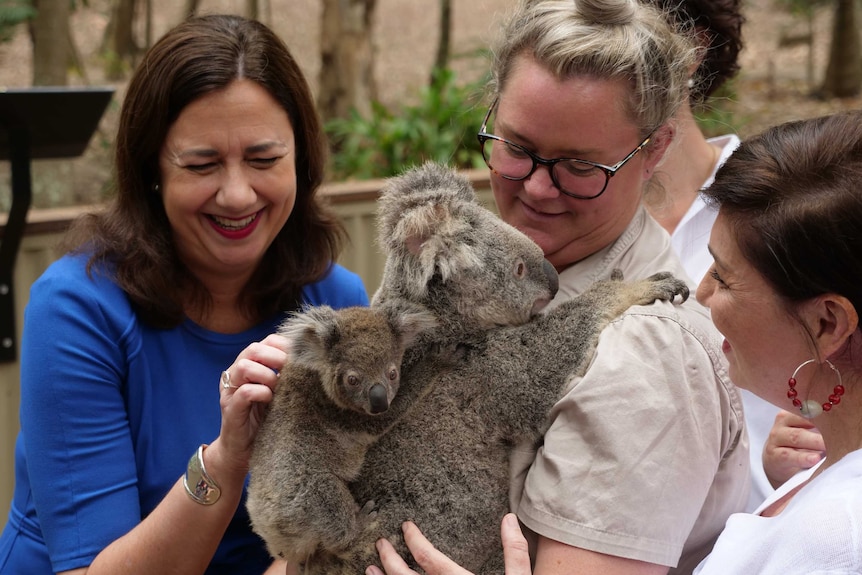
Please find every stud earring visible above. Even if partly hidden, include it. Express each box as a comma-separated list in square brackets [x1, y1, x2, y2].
[787, 358, 845, 418]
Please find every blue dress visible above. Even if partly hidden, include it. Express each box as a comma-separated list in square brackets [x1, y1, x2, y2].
[0, 253, 368, 574]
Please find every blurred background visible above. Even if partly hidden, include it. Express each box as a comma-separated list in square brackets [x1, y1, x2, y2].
[1, 0, 861, 211]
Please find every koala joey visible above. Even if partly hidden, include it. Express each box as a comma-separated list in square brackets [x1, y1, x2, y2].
[297, 163, 690, 575]
[246, 302, 438, 564]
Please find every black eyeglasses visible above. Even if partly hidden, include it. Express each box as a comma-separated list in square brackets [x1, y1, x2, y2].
[477, 99, 652, 200]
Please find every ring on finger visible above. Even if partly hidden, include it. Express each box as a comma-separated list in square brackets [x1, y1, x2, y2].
[221, 370, 239, 390]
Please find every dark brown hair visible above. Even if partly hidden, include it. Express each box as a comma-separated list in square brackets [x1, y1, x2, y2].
[644, 0, 744, 103]
[703, 110, 862, 315]
[63, 14, 344, 328]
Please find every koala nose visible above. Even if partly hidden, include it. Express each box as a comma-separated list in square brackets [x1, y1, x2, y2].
[369, 383, 390, 414]
[543, 259, 559, 297]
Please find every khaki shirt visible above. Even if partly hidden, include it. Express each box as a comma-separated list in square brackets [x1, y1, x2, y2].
[509, 206, 749, 574]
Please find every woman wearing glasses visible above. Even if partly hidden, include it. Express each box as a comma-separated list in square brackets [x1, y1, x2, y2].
[371, 1, 748, 574]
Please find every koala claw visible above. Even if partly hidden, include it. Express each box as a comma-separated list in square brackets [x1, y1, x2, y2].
[645, 271, 690, 304]
[355, 500, 379, 534]
[359, 499, 377, 517]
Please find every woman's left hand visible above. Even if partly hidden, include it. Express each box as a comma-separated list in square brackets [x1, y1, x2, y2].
[762, 408, 825, 488]
[216, 332, 290, 469]
[367, 513, 532, 575]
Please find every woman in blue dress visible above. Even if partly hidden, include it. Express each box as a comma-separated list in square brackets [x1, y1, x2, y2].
[0, 14, 368, 575]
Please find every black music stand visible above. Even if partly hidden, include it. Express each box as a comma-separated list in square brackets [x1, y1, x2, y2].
[0, 87, 114, 362]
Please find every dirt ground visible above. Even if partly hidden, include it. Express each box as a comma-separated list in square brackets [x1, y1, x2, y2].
[1, 0, 860, 208]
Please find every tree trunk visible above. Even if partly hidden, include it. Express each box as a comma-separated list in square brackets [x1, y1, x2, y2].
[246, 0, 258, 20]
[102, 0, 139, 80]
[144, 0, 153, 50]
[432, 0, 452, 83]
[31, 0, 70, 85]
[184, 0, 201, 18]
[318, 0, 378, 124]
[805, 9, 815, 91]
[820, 0, 862, 98]
[66, 17, 89, 84]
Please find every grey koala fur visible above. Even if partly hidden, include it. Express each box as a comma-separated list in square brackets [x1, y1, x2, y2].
[274, 162, 688, 574]
[246, 303, 440, 564]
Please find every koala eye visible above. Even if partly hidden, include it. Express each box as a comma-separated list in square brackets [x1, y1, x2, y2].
[346, 373, 360, 387]
[513, 259, 526, 279]
[388, 367, 398, 381]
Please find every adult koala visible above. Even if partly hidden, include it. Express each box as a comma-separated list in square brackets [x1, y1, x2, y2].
[249, 160, 559, 566]
[290, 163, 688, 574]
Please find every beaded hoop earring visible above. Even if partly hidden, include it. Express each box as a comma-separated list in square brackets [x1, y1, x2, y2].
[787, 358, 845, 419]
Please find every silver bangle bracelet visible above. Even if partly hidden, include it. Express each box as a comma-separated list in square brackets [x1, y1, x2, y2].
[184, 444, 221, 505]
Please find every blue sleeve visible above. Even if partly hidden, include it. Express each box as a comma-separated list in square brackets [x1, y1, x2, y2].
[19, 256, 142, 572]
[301, 263, 369, 308]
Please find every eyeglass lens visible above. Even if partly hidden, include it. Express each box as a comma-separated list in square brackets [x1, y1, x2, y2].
[481, 137, 607, 198]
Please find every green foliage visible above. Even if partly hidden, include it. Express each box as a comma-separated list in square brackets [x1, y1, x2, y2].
[774, 0, 831, 17]
[325, 67, 487, 181]
[0, 0, 36, 43]
[693, 80, 745, 138]
[102, 49, 133, 80]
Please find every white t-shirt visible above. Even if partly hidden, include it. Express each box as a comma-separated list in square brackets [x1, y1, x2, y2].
[695, 450, 862, 574]
[670, 133, 739, 285]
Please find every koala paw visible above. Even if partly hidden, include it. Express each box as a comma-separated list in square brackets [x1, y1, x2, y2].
[643, 271, 690, 304]
[359, 499, 377, 516]
[357, 499, 379, 529]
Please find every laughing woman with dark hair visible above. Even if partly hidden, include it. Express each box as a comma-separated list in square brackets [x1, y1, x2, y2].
[0, 15, 367, 575]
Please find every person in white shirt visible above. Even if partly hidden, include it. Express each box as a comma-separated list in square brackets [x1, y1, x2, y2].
[643, 0, 744, 284]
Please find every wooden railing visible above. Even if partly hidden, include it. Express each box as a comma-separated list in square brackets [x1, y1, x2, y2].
[0, 169, 494, 519]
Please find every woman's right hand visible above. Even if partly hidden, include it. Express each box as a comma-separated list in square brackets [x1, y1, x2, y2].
[369, 513, 532, 575]
[762, 409, 825, 488]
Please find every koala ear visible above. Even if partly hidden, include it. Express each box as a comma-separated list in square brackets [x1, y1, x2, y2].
[377, 162, 477, 254]
[388, 206, 484, 296]
[380, 301, 438, 348]
[279, 305, 340, 368]
[394, 203, 451, 257]
[377, 162, 484, 296]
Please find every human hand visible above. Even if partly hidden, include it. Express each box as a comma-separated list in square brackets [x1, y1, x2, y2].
[215, 333, 290, 471]
[367, 513, 532, 575]
[763, 409, 825, 488]
[261, 557, 289, 575]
